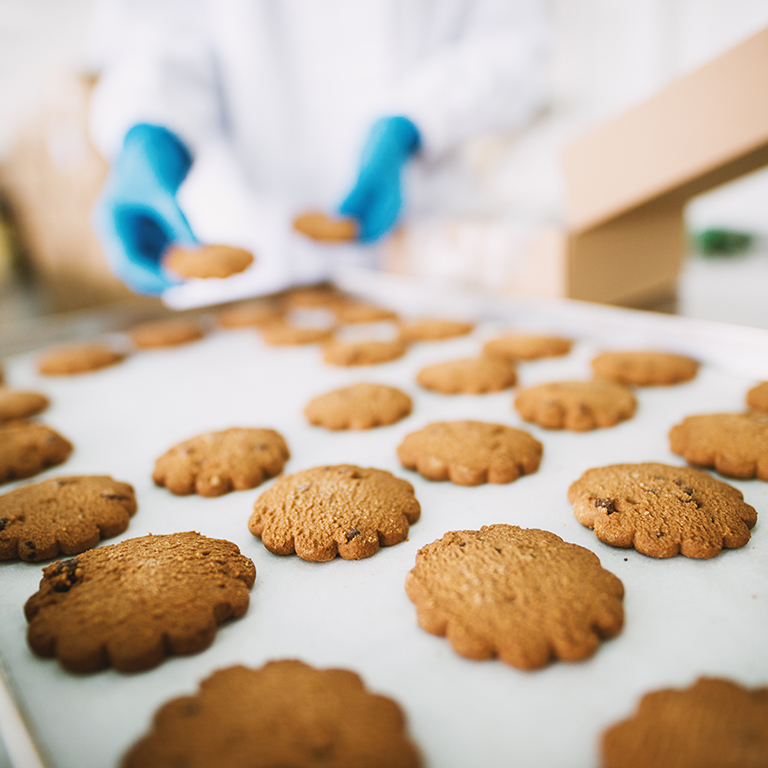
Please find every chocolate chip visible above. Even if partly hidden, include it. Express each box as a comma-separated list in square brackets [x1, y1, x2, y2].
[48, 559, 81, 592]
[0, 518, 9, 532]
[459, 542, 466, 547]
[682, 486, 694, 496]
[345, 528, 360, 542]
[594, 498, 617, 514]
[23, 540, 36, 550]
[494, 547, 502, 554]
[100, 492, 130, 501]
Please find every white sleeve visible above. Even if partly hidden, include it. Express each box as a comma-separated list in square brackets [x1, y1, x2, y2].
[394, 0, 550, 160]
[87, 0, 220, 160]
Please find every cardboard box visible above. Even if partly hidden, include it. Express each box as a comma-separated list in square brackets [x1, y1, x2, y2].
[387, 27, 768, 310]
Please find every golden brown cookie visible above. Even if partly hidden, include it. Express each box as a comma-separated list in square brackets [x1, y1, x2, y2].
[0, 421, 73, 484]
[333, 301, 398, 324]
[164, 244, 254, 279]
[282, 283, 346, 309]
[669, 412, 768, 480]
[24, 532, 255, 673]
[416, 357, 517, 394]
[398, 318, 474, 343]
[37, 343, 126, 376]
[305, 383, 412, 430]
[746, 381, 768, 412]
[249, 465, 420, 562]
[601, 677, 768, 768]
[153, 428, 289, 497]
[0, 389, 49, 422]
[591, 350, 698, 386]
[216, 299, 283, 329]
[322, 338, 408, 366]
[260, 321, 335, 346]
[569, 462, 756, 559]
[0, 476, 136, 561]
[405, 525, 624, 670]
[397, 420, 542, 486]
[293, 211, 358, 242]
[483, 333, 572, 361]
[130, 318, 205, 349]
[123, 660, 423, 768]
[514, 380, 637, 431]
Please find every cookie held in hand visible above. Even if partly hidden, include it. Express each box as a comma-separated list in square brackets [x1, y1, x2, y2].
[123, 660, 423, 768]
[405, 525, 624, 670]
[24, 532, 255, 673]
[249, 465, 420, 561]
[305, 383, 412, 430]
[601, 677, 768, 768]
[0, 421, 73, 484]
[0, 476, 136, 561]
[164, 244, 254, 279]
[569, 462, 756, 558]
[397, 420, 542, 486]
[153, 428, 290, 497]
[293, 211, 358, 242]
[669, 412, 768, 480]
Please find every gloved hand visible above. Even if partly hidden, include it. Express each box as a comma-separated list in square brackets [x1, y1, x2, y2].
[338, 116, 420, 242]
[93, 123, 196, 294]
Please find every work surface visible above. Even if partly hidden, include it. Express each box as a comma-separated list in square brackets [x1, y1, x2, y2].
[1, 274, 767, 768]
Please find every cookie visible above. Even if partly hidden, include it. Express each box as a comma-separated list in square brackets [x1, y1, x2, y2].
[514, 380, 637, 431]
[322, 338, 408, 366]
[569, 462, 756, 558]
[601, 677, 768, 768]
[669, 412, 768, 480]
[24, 532, 255, 673]
[405, 525, 624, 670]
[305, 383, 412, 430]
[333, 301, 398, 324]
[0, 421, 73, 484]
[0, 389, 49, 422]
[217, 299, 283, 329]
[0, 476, 136, 561]
[591, 350, 698, 386]
[153, 428, 290, 497]
[398, 318, 474, 343]
[123, 660, 423, 768]
[416, 357, 517, 394]
[249, 465, 420, 561]
[397, 420, 542, 486]
[37, 343, 125, 375]
[130, 318, 205, 349]
[282, 283, 346, 309]
[483, 333, 572, 361]
[293, 211, 358, 242]
[164, 244, 254, 279]
[746, 381, 768, 412]
[260, 321, 334, 346]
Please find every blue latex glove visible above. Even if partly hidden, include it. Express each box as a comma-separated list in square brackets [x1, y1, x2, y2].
[93, 123, 196, 294]
[338, 116, 420, 243]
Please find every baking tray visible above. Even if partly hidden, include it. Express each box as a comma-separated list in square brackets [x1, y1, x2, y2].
[1, 270, 767, 768]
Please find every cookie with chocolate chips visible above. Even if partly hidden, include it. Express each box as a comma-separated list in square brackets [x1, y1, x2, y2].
[601, 677, 768, 768]
[0, 389, 49, 422]
[669, 412, 768, 480]
[514, 380, 637, 431]
[153, 428, 290, 497]
[249, 465, 420, 561]
[568, 462, 756, 558]
[0, 476, 136, 561]
[416, 357, 517, 394]
[123, 660, 423, 768]
[24, 531, 255, 673]
[397, 420, 542, 486]
[0, 421, 73, 484]
[305, 383, 412, 430]
[405, 524, 624, 670]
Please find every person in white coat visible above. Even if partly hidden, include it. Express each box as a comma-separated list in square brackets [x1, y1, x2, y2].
[88, 0, 550, 306]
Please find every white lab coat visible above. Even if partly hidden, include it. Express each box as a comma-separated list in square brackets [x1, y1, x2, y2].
[88, 0, 549, 306]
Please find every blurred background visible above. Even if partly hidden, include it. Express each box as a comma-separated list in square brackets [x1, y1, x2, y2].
[1, 0, 768, 330]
